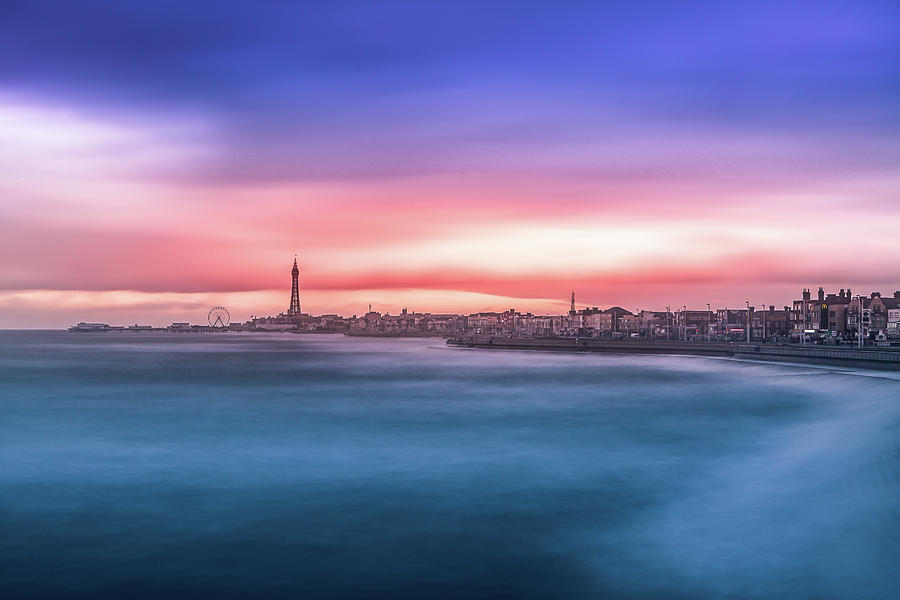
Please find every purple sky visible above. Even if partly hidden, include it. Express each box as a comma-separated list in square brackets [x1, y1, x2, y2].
[1, 1, 899, 326]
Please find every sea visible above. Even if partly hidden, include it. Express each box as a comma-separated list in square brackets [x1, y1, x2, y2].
[1, 331, 899, 599]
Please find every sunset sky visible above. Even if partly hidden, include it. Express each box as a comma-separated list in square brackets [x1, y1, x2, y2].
[2, 1, 899, 327]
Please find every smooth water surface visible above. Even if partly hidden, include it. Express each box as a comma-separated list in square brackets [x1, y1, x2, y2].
[1, 332, 899, 598]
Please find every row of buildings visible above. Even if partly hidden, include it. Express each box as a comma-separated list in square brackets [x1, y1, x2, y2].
[790, 287, 900, 341]
[252, 258, 900, 344]
[71, 288, 900, 345]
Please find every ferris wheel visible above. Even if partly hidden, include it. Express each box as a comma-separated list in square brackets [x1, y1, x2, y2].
[208, 306, 231, 328]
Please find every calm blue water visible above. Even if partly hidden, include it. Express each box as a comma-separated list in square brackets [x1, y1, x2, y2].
[1, 332, 899, 599]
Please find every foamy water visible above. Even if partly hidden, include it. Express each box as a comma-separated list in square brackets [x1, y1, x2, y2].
[1, 332, 898, 598]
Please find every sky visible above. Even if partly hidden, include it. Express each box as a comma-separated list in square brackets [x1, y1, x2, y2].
[1, 1, 899, 327]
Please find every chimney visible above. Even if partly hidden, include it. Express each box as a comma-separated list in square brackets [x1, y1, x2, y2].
[818, 287, 825, 302]
[803, 289, 811, 302]
[839, 289, 844, 298]
[871, 292, 880, 299]
[894, 291, 900, 299]
[847, 288, 851, 298]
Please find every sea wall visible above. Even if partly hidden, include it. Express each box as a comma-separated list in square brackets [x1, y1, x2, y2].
[446, 337, 900, 370]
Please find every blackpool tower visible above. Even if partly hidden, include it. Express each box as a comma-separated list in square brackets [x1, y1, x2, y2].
[288, 256, 301, 316]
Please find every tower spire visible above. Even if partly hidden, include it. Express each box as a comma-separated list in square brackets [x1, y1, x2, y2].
[570, 291, 576, 315]
[288, 255, 301, 316]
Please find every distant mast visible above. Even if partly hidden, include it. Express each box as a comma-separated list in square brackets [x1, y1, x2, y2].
[288, 255, 301, 316]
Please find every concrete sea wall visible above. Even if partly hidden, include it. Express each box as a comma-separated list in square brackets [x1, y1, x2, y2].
[446, 337, 900, 371]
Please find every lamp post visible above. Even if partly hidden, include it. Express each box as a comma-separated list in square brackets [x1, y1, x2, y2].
[857, 294, 864, 349]
[804, 297, 811, 346]
[666, 306, 670, 341]
[745, 300, 752, 343]
[707, 303, 712, 342]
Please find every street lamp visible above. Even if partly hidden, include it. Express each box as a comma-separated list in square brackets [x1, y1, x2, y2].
[857, 294, 865, 348]
[760, 303, 767, 341]
[745, 301, 752, 343]
[666, 306, 670, 341]
[802, 295, 809, 346]
[707, 303, 712, 342]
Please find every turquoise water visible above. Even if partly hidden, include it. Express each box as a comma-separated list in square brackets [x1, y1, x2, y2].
[1, 331, 899, 598]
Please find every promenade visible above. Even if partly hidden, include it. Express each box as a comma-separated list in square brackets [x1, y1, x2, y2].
[446, 337, 900, 371]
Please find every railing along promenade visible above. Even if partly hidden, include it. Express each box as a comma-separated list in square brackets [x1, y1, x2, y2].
[445, 337, 900, 370]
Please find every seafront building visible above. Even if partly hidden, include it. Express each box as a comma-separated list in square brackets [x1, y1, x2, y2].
[70, 256, 900, 345]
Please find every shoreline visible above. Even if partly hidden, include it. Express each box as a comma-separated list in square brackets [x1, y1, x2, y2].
[446, 337, 900, 371]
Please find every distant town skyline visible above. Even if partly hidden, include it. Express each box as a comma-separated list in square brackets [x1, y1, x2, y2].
[2, 2, 899, 328]
[59, 255, 900, 337]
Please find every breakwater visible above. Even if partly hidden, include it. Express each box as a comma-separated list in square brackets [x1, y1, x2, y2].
[446, 337, 900, 370]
